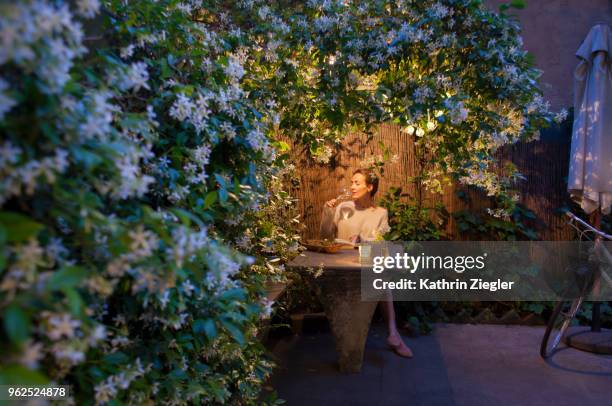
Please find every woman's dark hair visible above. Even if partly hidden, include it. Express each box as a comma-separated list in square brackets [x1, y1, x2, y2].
[353, 169, 379, 197]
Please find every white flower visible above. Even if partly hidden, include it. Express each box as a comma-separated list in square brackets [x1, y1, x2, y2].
[224, 57, 245, 81]
[415, 127, 425, 137]
[453, 106, 469, 124]
[15, 238, 44, 273]
[45, 237, 68, 264]
[554, 108, 568, 123]
[20, 340, 44, 369]
[80, 91, 116, 141]
[159, 290, 171, 309]
[445, 99, 469, 125]
[47, 313, 81, 340]
[413, 86, 432, 104]
[430, 3, 450, 19]
[313, 144, 333, 164]
[89, 324, 107, 345]
[260, 298, 273, 318]
[120, 44, 136, 59]
[181, 279, 195, 296]
[54, 346, 85, 365]
[257, 6, 270, 20]
[401, 125, 415, 135]
[128, 225, 159, 258]
[175, 2, 193, 14]
[125, 62, 149, 91]
[235, 235, 251, 250]
[246, 128, 268, 152]
[205, 249, 241, 290]
[35, 36, 81, 94]
[76, 0, 101, 18]
[0, 141, 22, 167]
[146, 104, 158, 126]
[426, 120, 437, 132]
[219, 122, 236, 140]
[111, 155, 154, 199]
[193, 145, 211, 166]
[169, 93, 194, 122]
[95, 381, 118, 404]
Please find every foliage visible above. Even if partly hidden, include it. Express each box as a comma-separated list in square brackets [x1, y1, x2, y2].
[260, 0, 557, 203]
[358, 141, 399, 177]
[380, 186, 448, 332]
[380, 187, 448, 241]
[0, 0, 302, 404]
[233, 158, 304, 282]
[453, 192, 538, 240]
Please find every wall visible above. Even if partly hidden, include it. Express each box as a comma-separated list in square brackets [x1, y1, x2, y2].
[485, 0, 612, 110]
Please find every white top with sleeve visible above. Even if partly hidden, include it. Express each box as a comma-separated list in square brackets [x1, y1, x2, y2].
[333, 200, 389, 241]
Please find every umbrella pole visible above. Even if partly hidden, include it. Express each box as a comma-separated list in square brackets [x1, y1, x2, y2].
[591, 209, 602, 332]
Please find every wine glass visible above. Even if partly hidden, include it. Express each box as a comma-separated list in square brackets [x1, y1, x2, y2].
[336, 186, 352, 202]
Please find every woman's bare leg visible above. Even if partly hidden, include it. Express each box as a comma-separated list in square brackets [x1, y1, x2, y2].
[379, 292, 412, 357]
[379, 299, 399, 336]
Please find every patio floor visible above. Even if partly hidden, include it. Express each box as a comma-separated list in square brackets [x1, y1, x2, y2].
[265, 323, 612, 405]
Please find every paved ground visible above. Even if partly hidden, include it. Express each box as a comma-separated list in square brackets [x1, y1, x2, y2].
[266, 323, 612, 406]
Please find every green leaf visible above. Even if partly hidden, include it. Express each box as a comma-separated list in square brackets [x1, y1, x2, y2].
[219, 288, 246, 302]
[220, 319, 245, 345]
[509, 0, 526, 9]
[214, 174, 227, 189]
[218, 188, 228, 205]
[0, 365, 49, 385]
[88, 366, 106, 381]
[0, 212, 43, 243]
[63, 287, 85, 316]
[194, 319, 217, 340]
[169, 368, 188, 380]
[203, 191, 217, 209]
[193, 319, 207, 334]
[47, 266, 87, 291]
[526, 303, 544, 314]
[70, 146, 103, 168]
[170, 208, 206, 229]
[0, 225, 7, 246]
[103, 352, 129, 365]
[275, 141, 290, 152]
[3, 305, 30, 343]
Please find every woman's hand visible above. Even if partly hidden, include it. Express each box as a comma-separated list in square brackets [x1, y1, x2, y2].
[325, 198, 339, 208]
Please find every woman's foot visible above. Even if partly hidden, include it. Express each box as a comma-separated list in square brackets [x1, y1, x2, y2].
[387, 335, 413, 358]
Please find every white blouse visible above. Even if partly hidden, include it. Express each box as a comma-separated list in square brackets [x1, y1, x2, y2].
[333, 201, 389, 241]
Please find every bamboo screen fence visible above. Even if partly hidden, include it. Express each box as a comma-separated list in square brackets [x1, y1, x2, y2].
[286, 124, 574, 241]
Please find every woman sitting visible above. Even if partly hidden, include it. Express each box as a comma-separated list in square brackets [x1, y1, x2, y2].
[321, 169, 413, 358]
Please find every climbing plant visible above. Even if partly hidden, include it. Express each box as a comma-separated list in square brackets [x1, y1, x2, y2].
[0, 0, 559, 403]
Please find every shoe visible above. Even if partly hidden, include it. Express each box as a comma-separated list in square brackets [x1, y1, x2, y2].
[387, 336, 413, 358]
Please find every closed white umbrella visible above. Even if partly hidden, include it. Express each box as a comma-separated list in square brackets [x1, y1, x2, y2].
[568, 24, 612, 214]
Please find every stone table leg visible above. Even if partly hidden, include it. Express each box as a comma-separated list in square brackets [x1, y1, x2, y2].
[308, 272, 378, 373]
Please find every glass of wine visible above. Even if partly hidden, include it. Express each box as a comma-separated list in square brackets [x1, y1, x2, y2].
[336, 186, 352, 202]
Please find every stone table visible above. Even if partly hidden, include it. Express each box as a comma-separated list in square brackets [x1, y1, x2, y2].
[287, 249, 378, 373]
